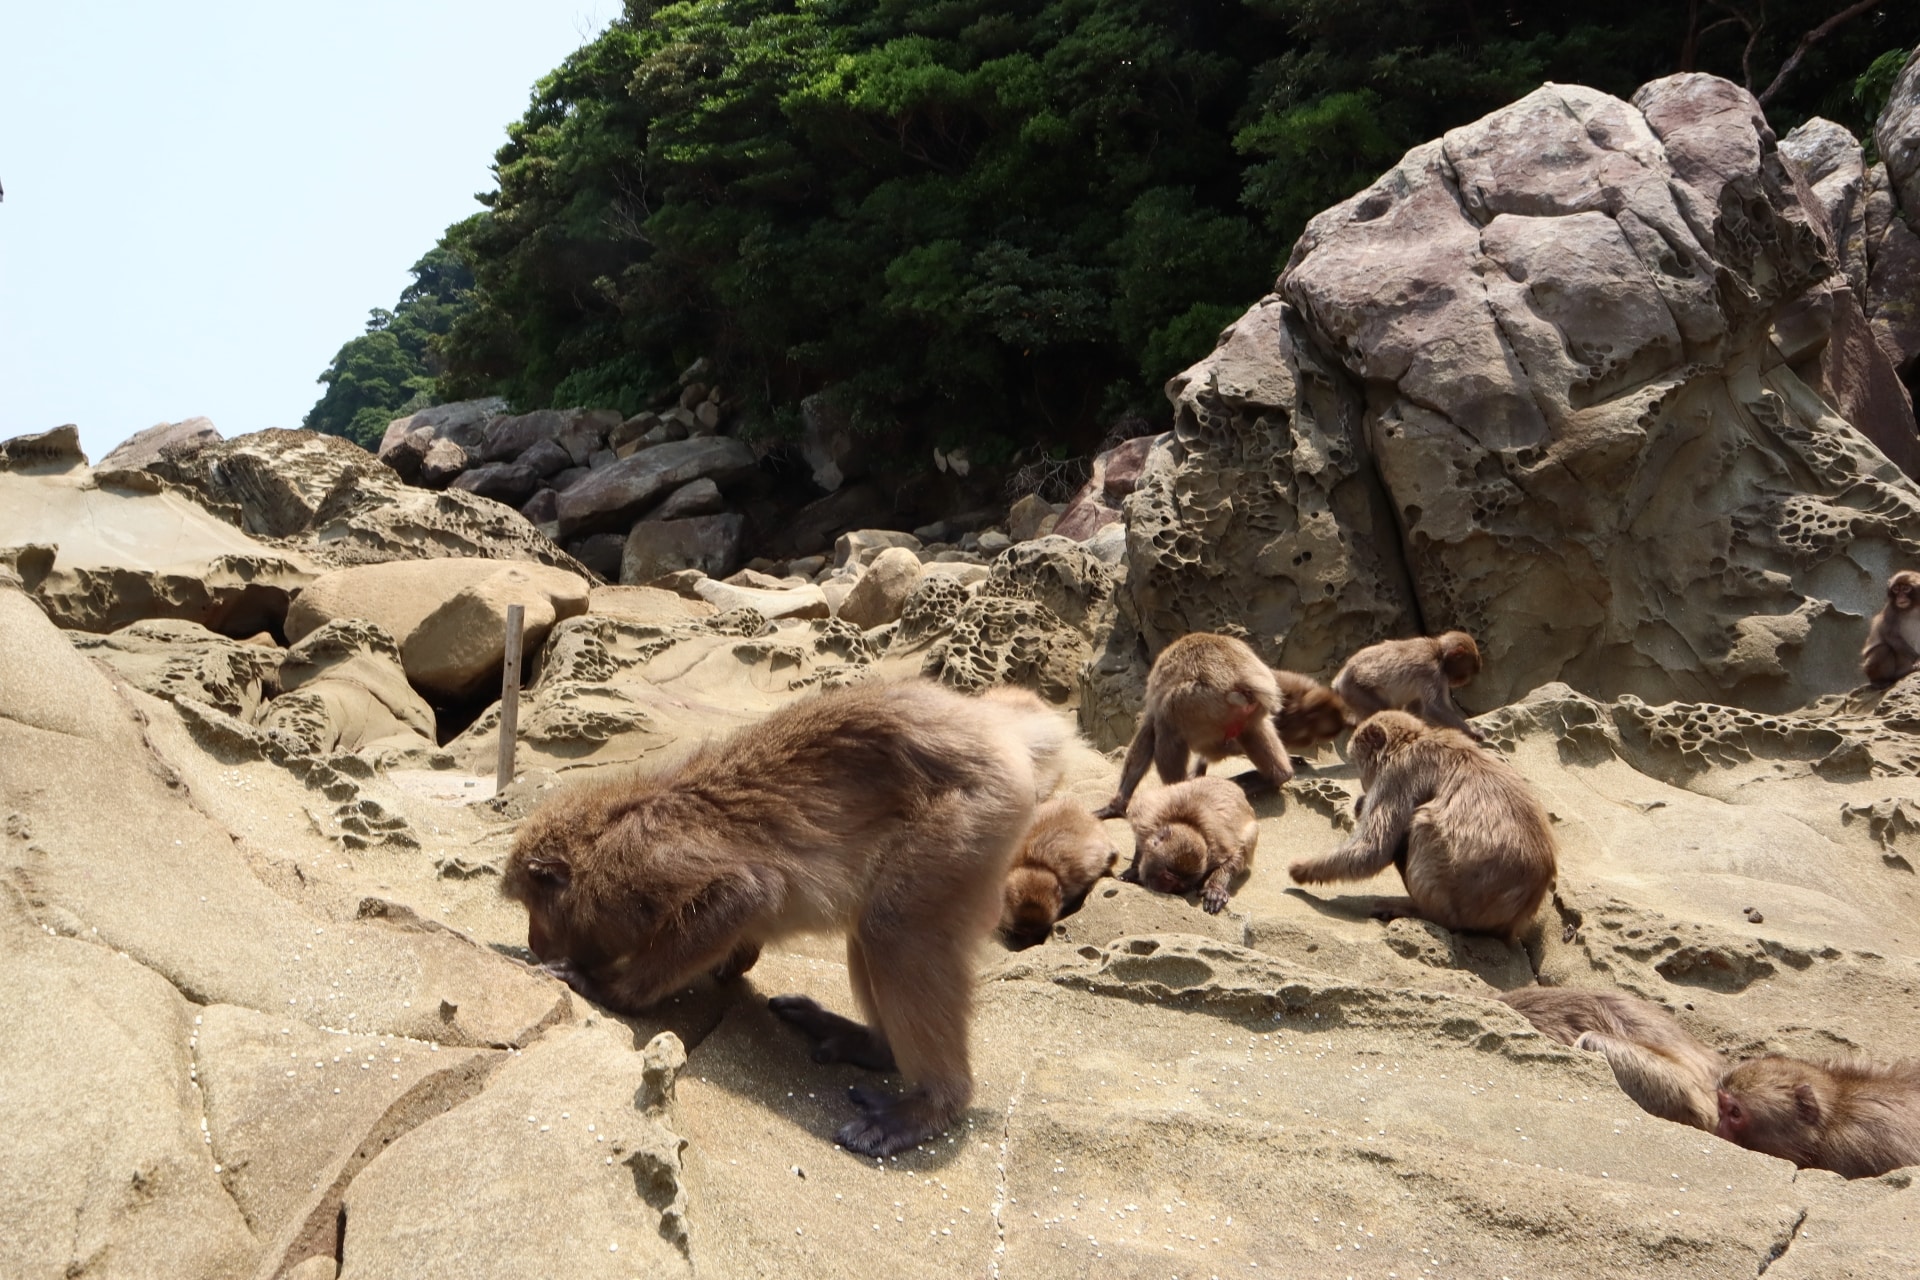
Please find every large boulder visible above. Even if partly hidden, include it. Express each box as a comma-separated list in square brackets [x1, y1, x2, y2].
[1054, 434, 1156, 541]
[98, 416, 222, 471]
[261, 617, 436, 753]
[480, 407, 621, 467]
[619, 515, 746, 584]
[554, 437, 755, 538]
[375, 398, 504, 481]
[0, 424, 86, 473]
[1132, 75, 1920, 713]
[835, 545, 922, 628]
[286, 558, 589, 700]
[1869, 49, 1920, 383]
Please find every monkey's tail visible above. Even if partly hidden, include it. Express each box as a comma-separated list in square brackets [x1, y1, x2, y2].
[978, 686, 1075, 801]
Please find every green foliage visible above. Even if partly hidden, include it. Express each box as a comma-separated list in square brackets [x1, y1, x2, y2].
[1856, 47, 1914, 160]
[410, 0, 1917, 459]
[305, 247, 475, 447]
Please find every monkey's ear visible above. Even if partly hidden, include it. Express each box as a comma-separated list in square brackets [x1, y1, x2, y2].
[526, 856, 572, 890]
[1791, 1081, 1821, 1125]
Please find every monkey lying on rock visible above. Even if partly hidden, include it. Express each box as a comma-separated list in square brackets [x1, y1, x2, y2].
[502, 678, 1070, 1157]
[1124, 776, 1259, 914]
[1289, 711, 1555, 940]
[1499, 987, 1723, 1129]
[1716, 1054, 1920, 1178]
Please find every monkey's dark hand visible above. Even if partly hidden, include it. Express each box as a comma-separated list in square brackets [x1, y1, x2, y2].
[1092, 796, 1127, 821]
[539, 958, 592, 996]
[836, 1085, 950, 1158]
[769, 995, 898, 1072]
[1201, 882, 1231, 914]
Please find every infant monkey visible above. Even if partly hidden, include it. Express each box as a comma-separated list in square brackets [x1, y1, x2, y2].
[1716, 1054, 1920, 1178]
[1096, 632, 1292, 819]
[1289, 711, 1555, 940]
[1861, 570, 1920, 684]
[1499, 987, 1722, 1129]
[1332, 630, 1484, 740]
[1124, 776, 1259, 913]
[1000, 796, 1118, 949]
[500, 679, 1069, 1157]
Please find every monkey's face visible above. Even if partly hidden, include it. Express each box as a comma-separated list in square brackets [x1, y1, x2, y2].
[1281, 691, 1352, 748]
[1001, 868, 1063, 950]
[1891, 572, 1920, 610]
[1137, 824, 1208, 897]
[1714, 1061, 1821, 1162]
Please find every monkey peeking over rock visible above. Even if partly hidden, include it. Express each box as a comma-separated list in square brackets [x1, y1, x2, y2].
[1862, 570, 1920, 685]
[1499, 987, 1723, 1130]
[1332, 630, 1484, 740]
[1000, 796, 1118, 949]
[1095, 632, 1296, 820]
[1123, 775, 1259, 914]
[1289, 710, 1555, 940]
[501, 678, 1071, 1157]
[1716, 1054, 1920, 1178]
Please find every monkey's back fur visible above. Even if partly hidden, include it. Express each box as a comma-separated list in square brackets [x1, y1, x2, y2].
[1499, 987, 1722, 1129]
[1144, 633, 1281, 760]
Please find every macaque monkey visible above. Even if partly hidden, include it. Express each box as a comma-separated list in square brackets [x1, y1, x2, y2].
[501, 679, 1071, 1157]
[1288, 711, 1555, 939]
[1123, 776, 1259, 913]
[1332, 630, 1485, 740]
[1095, 633, 1292, 819]
[1861, 571, 1920, 684]
[1499, 987, 1723, 1129]
[1715, 1055, 1920, 1178]
[999, 796, 1118, 949]
[1271, 669, 1352, 752]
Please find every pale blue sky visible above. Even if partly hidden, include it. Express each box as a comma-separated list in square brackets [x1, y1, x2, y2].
[1, 1, 611, 461]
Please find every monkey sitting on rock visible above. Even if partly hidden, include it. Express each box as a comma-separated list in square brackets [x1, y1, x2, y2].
[1715, 1054, 1920, 1178]
[1332, 630, 1485, 740]
[1288, 710, 1555, 940]
[501, 678, 1070, 1158]
[1123, 776, 1259, 914]
[1862, 570, 1920, 685]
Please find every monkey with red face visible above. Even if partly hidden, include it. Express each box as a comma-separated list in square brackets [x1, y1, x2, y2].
[1862, 571, 1920, 684]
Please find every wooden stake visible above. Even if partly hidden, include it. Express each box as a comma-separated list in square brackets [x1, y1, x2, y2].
[495, 604, 525, 796]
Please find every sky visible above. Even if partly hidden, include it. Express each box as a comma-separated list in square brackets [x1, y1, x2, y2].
[0, 1, 612, 462]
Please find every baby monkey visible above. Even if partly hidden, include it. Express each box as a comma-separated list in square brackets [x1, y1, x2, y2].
[1124, 776, 1259, 913]
[1499, 987, 1723, 1129]
[1861, 570, 1920, 684]
[1332, 630, 1484, 740]
[999, 796, 1118, 949]
[1096, 632, 1292, 819]
[500, 679, 1070, 1158]
[1271, 669, 1353, 754]
[1716, 1054, 1920, 1178]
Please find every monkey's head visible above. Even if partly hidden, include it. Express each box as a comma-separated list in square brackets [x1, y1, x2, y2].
[1277, 685, 1353, 749]
[1000, 866, 1063, 950]
[1132, 821, 1210, 898]
[1436, 631, 1481, 687]
[1346, 710, 1428, 789]
[1714, 1057, 1826, 1165]
[1889, 571, 1920, 611]
[501, 783, 661, 966]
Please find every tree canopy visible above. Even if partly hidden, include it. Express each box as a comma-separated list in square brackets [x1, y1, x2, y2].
[310, 0, 1919, 459]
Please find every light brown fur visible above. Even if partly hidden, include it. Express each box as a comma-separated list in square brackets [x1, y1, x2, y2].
[1862, 571, 1920, 684]
[500, 678, 1071, 1157]
[1000, 796, 1118, 949]
[1124, 776, 1259, 914]
[1288, 710, 1555, 939]
[1331, 630, 1485, 740]
[1271, 669, 1353, 752]
[1096, 633, 1292, 819]
[1715, 1055, 1920, 1178]
[1499, 987, 1722, 1129]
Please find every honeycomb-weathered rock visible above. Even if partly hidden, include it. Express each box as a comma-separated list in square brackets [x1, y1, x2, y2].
[922, 595, 1085, 699]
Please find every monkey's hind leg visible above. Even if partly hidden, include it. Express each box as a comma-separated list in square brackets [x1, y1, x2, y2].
[1574, 1032, 1716, 1129]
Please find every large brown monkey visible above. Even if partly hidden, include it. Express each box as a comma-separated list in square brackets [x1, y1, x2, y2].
[501, 679, 1070, 1157]
[1124, 776, 1259, 913]
[1499, 987, 1722, 1129]
[1715, 1055, 1920, 1177]
[1288, 711, 1555, 939]
[1095, 633, 1291, 819]
[1332, 631, 1484, 740]
[1271, 669, 1352, 752]
[999, 796, 1118, 949]
[1862, 571, 1920, 684]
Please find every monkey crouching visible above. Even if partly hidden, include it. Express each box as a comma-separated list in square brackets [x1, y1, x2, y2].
[501, 679, 1072, 1157]
[1331, 630, 1485, 740]
[1499, 987, 1723, 1129]
[1124, 776, 1259, 914]
[1862, 570, 1920, 685]
[1716, 1055, 1920, 1178]
[1289, 711, 1555, 940]
[1000, 796, 1118, 949]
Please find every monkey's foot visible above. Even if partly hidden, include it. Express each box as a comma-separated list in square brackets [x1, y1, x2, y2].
[1366, 896, 1422, 924]
[712, 941, 761, 982]
[768, 995, 898, 1072]
[834, 1086, 958, 1158]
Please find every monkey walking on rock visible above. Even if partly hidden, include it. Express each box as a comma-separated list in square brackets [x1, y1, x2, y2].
[1332, 631, 1485, 740]
[501, 679, 1071, 1157]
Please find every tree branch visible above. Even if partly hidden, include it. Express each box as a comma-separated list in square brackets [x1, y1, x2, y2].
[1758, 0, 1887, 105]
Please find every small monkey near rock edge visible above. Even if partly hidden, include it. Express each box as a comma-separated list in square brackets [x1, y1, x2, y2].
[1125, 776, 1259, 914]
[1716, 1055, 1920, 1178]
[1332, 630, 1485, 740]
[1289, 711, 1556, 940]
[1862, 570, 1920, 684]
[1000, 796, 1117, 949]
[502, 680, 1070, 1157]
[1095, 632, 1296, 820]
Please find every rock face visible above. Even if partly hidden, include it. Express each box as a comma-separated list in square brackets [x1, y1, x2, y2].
[619, 514, 747, 584]
[98, 416, 222, 471]
[265, 618, 437, 753]
[556, 437, 756, 538]
[1131, 75, 1920, 715]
